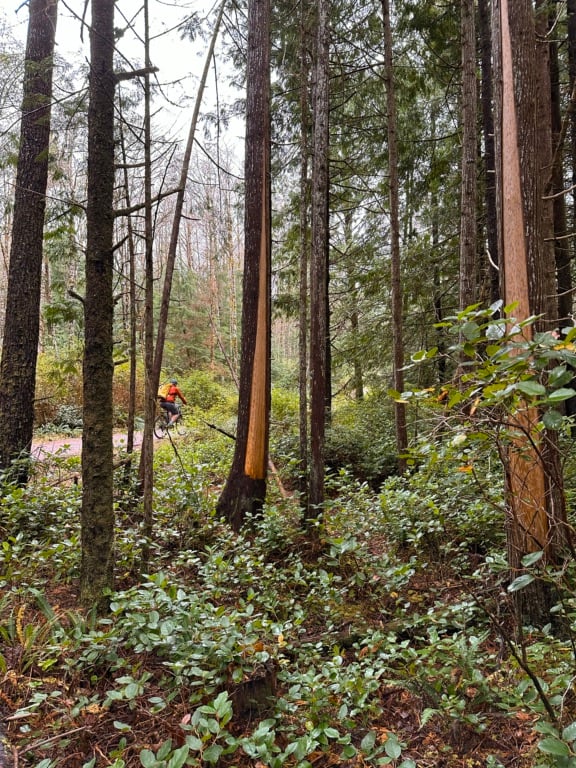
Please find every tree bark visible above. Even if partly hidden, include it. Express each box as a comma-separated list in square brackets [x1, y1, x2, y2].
[298, 0, 312, 509]
[216, 0, 271, 531]
[308, 0, 330, 516]
[478, 0, 499, 303]
[80, 0, 116, 610]
[0, 0, 58, 483]
[459, 0, 477, 311]
[381, 0, 408, 472]
[494, 0, 571, 626]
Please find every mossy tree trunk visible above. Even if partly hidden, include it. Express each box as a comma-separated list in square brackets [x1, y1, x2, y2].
[0, 0, 57, 484]
[80, 0, 116, 611]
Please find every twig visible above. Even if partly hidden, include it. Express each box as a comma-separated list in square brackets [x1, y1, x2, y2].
[15, 726, 88, 754]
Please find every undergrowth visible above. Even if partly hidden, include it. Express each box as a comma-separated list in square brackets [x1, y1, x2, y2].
[1, 432, 576, 768]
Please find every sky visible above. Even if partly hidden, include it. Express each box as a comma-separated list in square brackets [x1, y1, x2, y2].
[0, 0, 244, 168]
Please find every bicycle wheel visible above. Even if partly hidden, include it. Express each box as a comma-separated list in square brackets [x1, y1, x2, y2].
[175, 417, 186, 436]
[153, 415, 168, 439]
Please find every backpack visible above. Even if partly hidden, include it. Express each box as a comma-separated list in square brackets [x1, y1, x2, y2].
[157, 382, 171, 401]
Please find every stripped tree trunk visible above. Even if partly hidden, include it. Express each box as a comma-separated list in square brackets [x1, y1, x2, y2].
[216, 0, 271, 531]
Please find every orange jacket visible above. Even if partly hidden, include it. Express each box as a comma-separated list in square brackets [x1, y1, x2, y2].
[166, 385, 187, 405]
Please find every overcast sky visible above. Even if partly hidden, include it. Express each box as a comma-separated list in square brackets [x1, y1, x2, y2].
[0, 0, 244, 165]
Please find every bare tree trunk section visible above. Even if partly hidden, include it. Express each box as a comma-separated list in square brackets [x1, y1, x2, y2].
[80, 0, 116, 611]
[381, 0, 408, 472]
[0, 0, 58, 483]
[216, 0, 271, 531]
[494, 0, 572, 627]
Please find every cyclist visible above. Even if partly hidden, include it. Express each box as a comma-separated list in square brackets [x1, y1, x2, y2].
[160, 379, 187, 427]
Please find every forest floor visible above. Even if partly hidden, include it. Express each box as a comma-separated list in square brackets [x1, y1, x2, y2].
[0, 442, 560, 768]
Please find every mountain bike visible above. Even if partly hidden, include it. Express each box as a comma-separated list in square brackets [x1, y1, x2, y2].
[154, 405, 186, 439]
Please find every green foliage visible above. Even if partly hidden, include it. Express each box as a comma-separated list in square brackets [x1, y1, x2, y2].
[5, 407, 575, 767]
[325, 393, 399, 487]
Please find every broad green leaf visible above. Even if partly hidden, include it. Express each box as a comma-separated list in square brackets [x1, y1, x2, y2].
[360, 731, 377, 752]
[517, 380, 546, 397]
[203, 743, 224, 764]
[157, 740, 173, 760]
[538, 736, 571, 756]
[543, 410, 564, 430]
[508, 573, 535, 592]
[167, 745, 190, 768]
[139, 749, 157, 768]
[521, 551, 543, 567]
[384, 734, 402, 759]
[185, 735, 203, 751]
[548, 388, 576, 402]
[563, 722, 576, 742]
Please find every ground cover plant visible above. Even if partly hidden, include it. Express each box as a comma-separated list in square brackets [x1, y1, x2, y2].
[2, 408, 576, 767]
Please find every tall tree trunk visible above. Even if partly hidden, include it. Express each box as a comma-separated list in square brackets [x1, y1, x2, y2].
[216, 0, 271, 531]
[478, 0, 499, 303]
[381, 0, 408, 472]
[298, 0, 312, 510]
[0, 0, 57, 483]
[308, 0, 330, 516]
[80, 0, 116, 610]
[547, 7, 572, 322]
[117, 117, 137, 472]
[569, 0, 576, 304]
[459, 0, 477, 310]
[140, 0, 156, 571]
[493, 0, 571, 627]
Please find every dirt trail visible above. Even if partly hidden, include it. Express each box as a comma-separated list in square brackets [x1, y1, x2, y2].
[31, 432, 143, 459]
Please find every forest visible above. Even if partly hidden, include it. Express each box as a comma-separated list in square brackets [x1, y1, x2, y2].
[2, 0, 576, 765]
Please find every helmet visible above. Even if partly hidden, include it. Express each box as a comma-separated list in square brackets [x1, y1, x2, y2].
[170, 379, 178, 384]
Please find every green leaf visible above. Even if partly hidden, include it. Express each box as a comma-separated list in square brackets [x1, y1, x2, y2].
[517, 380, 546, 397]
[167, 745, 190, 768]
[384, 734, 402, 759]
[185, 735, 203, 751]
[548, 388, 576, 402]
[203, 743, 224, 764]
[521, 551, 543, 567]
[323, 727, 340, 739]
[543, 410, 564, 430]
[157, 740, 173, 760]
[508, 573, 535, 592]
[538, 736, 571, 756]
[360, 731, 377, 752]
[113, 721, 132, 732]
[139, 749, 157, 768]
[562, 723, 576, 742]
[461, 321, 481, 340]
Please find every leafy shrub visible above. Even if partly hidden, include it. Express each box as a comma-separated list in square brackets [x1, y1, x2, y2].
[379, 445, 505, 561]
[175, 370, 229, 412]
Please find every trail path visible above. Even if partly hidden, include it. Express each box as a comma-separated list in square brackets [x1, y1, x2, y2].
[31, 432, 144, 459]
